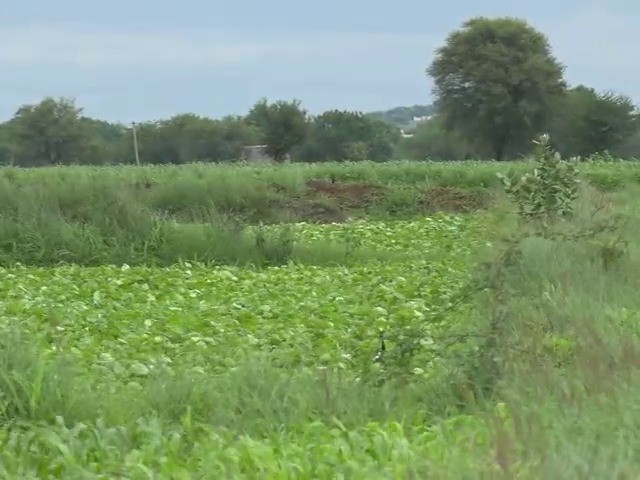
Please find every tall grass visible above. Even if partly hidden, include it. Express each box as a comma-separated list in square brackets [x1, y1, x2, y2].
[0, 325, 479, 477]
[454, 180, 640, 477]
[0, 332, 454, 435]
[0, 160, 638, 267]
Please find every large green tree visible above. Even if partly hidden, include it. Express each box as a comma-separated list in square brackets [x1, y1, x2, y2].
[549, 85, 639, 157]
[7, 97, 100, 166]
[1, 103, 131, 166]
[428, 17, 566, 160]
[298, 110, 400, 161]
[247, 99, 308, 162]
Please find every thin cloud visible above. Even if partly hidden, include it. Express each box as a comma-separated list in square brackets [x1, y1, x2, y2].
[0, 25, 440, 68]
[545, 5, 639, 77]
[541, 5, 640, 102]
[0, 26, 279, 67]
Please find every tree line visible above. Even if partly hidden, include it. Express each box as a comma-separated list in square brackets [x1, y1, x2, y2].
[0, 97, 402, 166]
[0, 16, 638, 167]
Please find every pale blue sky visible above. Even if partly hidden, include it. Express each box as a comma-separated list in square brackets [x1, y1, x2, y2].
[2, 0, 638, 122]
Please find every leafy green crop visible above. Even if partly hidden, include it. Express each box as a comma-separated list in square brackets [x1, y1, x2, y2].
[0, 215, 481, 378]
[0, 215, 498, 477]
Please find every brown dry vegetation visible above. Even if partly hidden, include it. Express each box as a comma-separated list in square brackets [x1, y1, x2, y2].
[421, 186, 493, 213]
[304, 179, 384, 208]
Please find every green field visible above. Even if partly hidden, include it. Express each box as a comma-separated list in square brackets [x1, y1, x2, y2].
[1, 160, 640, 478]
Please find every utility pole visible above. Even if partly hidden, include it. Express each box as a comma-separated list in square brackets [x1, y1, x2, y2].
[131, 121, 141, 166]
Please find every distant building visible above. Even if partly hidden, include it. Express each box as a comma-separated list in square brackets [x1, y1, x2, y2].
[412, 115, 436, 122]
[400, 129, 414, 138]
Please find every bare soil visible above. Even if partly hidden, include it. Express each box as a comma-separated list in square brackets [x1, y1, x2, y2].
[304, 179, 384, 208]
[421, 186, 492, 213]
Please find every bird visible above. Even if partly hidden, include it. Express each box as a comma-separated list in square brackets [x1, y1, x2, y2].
[373, 330, 386, 363]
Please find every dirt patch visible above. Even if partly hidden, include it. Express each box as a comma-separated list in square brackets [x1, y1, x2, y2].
[304, 179, 383, 208]
[272, 198, 348, 224]
[421, 186, 492, 213]
[269, 182, 289, 194]
[266, 178, 382, 223]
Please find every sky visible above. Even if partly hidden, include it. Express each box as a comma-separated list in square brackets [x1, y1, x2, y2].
[1, 0, 639, 123]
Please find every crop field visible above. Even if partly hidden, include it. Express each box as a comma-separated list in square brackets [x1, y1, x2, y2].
[1, 160, 640, 477]
[0, 214, 494, 478]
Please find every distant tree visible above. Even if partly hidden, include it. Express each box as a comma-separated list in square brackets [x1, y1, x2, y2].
[8, 97, 97, 166]
[298, 110, 400, 161]
[397, 116, 481, 160]
[155, 114, 219, 164]
[135, 114, 261, 164]
[134, 119, 181, 165]
[79, 118, 131, 165]
[427, 17, 566, 160]
[0, 122, 14, 165]
[218, 115, 263, 160]
[247, 99, 308, 162]
[614, 130, 640, 158]
[549, 85, 639, 158]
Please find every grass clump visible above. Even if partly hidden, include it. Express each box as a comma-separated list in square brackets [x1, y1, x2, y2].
[0, 159, 639, 267]
[456, 136, 640, 476]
